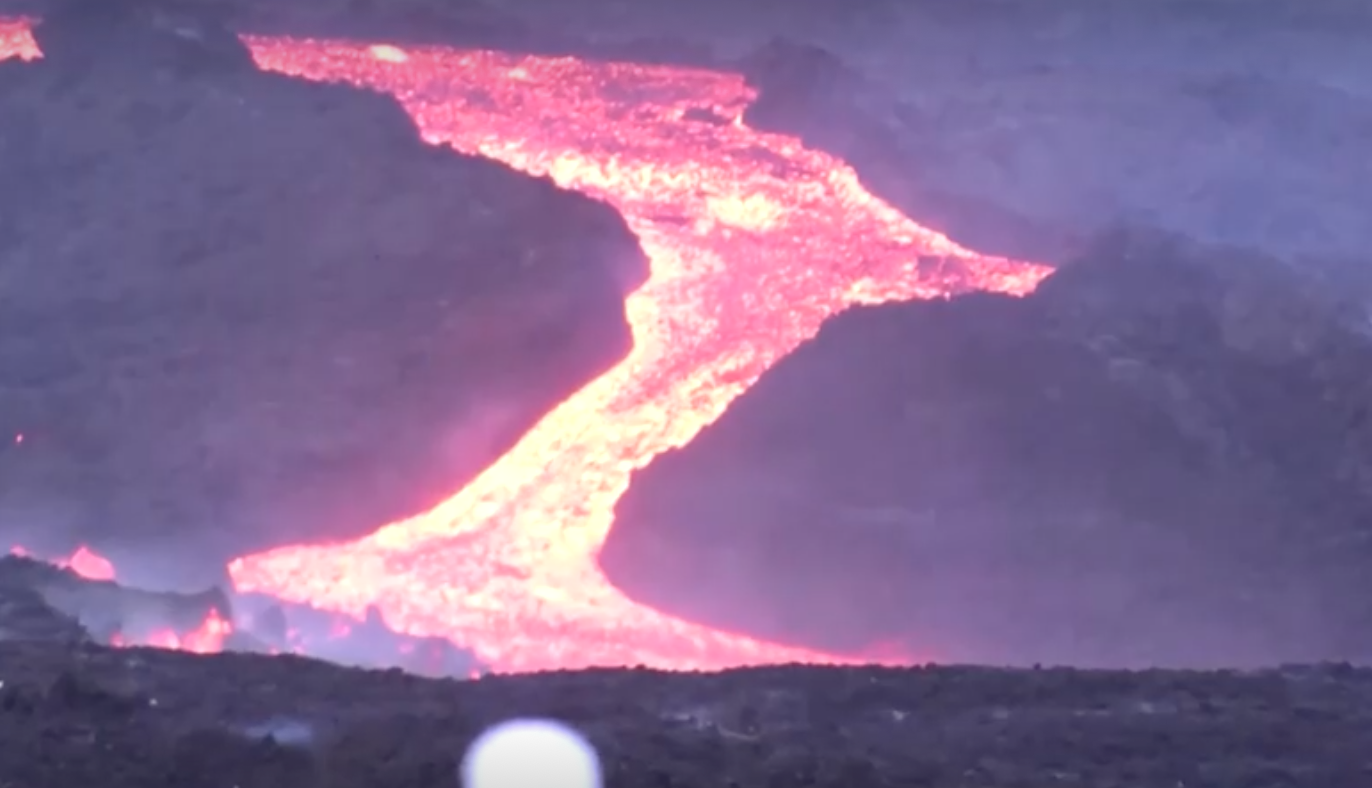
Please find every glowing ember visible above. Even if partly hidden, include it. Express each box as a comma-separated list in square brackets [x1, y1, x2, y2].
[10, 543, 114, 581]
[1, 24, 1050, 672]
[110, 608, 233, 654]
[0, 18, 36, 59]
[63, 544, 116, 581]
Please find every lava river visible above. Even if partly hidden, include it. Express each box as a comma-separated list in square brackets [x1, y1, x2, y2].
[1, 20, 1050, 672]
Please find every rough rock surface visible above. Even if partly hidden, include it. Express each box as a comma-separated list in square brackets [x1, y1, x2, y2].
[603, 230, 1372, 667]
[0, 642, 1368, 788]
[0, 3, 649, 569]
[0, 556, 91, 644]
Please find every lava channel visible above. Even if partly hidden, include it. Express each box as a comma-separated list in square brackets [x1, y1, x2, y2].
[1, 22, 1050, 672]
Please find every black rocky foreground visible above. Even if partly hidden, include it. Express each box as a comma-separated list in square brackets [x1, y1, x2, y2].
[0, 641, 1366, 788]
[0, 1, 648, 569]
[604, 229, 1372, 668]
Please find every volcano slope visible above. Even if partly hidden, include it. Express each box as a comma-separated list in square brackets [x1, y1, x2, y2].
[0, 640, 1369, 788]
[0, 6, 648, 571]
[736, 34, 1372, 264]
[603, 229, 1372, 668]
[735, 37, 1080, 263]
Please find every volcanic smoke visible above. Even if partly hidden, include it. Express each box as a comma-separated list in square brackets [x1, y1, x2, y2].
[0, 19, 1049, 673]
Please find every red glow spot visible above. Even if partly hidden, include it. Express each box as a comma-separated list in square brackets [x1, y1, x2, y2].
[329, 617, 353, 638]
[0, 19, 36, 60]
[111, 607, 233, 654]
[65, 544, 116, 581]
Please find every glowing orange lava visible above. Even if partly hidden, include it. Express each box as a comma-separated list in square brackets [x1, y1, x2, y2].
[111, 608, 233, 654]
[0, 18, 37, 60]
[1, 23, 1050, 672]
[10, 543, 113, 581]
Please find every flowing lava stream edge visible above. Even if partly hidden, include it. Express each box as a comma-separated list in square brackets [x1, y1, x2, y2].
[0, 19, 1051, 673]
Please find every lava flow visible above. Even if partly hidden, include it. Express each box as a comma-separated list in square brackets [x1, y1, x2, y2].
[1, 21, 1049, 673]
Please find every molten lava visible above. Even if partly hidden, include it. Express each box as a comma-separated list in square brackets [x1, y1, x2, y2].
[0, 19, 36, 60]
[108, 608, 233, 654]
[9, 544, 113, 581]
[1, 22, 1050, 672]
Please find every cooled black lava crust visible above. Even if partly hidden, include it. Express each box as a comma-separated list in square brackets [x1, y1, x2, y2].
[0, 642, 1368, 788]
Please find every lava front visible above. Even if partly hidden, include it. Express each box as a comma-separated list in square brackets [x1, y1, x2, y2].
[2, 23, 1049, 672]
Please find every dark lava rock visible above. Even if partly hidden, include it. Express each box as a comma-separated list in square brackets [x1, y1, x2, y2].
[0, 557, 90, 644]
[736, 37, 1080, 262]
[31, 0, 254, 74]
[602, 229, 1372, 667]
[0, 643, 1369, 788]
[0, 6, 648, 567]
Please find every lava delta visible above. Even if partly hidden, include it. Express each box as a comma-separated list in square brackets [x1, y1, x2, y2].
[0, 18, 1047, 673]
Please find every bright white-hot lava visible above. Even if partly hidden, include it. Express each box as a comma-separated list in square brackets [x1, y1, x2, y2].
[1, 21, 1050, 672]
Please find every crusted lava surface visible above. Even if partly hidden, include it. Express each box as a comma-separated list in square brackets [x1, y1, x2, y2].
[0, 641, 1368, 788]
[604, 229, 1372, 667]
[0, 4, 648, 568]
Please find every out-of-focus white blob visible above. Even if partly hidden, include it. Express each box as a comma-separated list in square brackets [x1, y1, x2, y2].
[460, 718, 602, 788]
